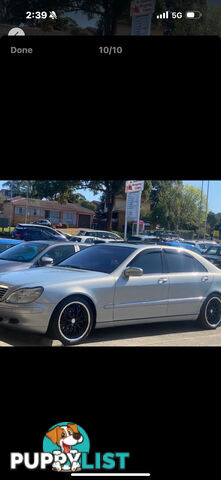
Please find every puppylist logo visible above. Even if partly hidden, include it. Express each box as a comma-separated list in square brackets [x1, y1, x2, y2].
[10, 422, 133, 474]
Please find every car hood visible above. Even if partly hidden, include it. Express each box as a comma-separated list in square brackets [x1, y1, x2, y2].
[0, 260, 32, 272]
[0, 266, 109, 288]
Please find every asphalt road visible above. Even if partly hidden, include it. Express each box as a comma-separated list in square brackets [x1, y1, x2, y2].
[1, 320, 221, 346]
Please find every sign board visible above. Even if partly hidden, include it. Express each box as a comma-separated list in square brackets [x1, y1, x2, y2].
[130, 0, 155, 16]
[213, 230, 219, 237]
[131, 14, 151, 35]
[126, 191, 141, 222]
[125, 180, 144, 193]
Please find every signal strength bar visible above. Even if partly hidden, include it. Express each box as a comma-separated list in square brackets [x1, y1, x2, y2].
[156, 11, 169, 19]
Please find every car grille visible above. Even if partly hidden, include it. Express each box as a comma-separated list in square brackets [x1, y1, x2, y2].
[0, 286, 8, 301]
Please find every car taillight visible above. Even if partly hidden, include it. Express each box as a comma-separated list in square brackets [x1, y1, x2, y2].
[15, 234, 21, 238]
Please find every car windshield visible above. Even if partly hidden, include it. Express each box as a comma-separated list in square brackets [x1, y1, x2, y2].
[0, 242, 48, 262]
[57, 245, 134, 273]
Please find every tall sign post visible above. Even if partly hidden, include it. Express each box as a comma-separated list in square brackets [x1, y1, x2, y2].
[124, 181, 144, 240]
[130, 0, 156, 36]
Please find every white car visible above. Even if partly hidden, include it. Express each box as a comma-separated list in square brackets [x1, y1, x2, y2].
[76, 230, 123, 241]
[70, 236, 121, 245]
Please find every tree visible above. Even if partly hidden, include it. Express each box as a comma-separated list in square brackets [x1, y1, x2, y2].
[2, 180, 37, 198]
[83, 180, 124, 231]
[2, 180, 83, 202]
[207, 211, 219, 231]
[150, 182, 208, 232]
[70, 0, 132, 34]
[150, 181, 183, 229]
[180, 185, 207, 231]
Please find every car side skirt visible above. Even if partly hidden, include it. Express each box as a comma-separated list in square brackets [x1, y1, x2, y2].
[96, 313, 199, 329]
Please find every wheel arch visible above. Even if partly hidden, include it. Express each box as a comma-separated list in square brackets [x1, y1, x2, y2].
[47, 292, 97, 335]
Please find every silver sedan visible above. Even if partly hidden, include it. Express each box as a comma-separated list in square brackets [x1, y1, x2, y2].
[0, 244, 221, 345]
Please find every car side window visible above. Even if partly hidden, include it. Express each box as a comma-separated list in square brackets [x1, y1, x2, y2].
[164, 249, 206, 273]
[39, 230, 52, 239]
[193, 258, 208, 272]
[128, 250, 163, 274]
[44, 245, 75, 264]
[85, 238, 94, 244]
[206, 247, 218, 255]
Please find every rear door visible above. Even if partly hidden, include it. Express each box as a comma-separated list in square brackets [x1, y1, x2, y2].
[163, 248, 213, 316]
[114, 248, 169, 321]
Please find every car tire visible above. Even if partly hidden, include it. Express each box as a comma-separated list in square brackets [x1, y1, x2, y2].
[197, 293, 221, 329]
[47, 295, 95, 345]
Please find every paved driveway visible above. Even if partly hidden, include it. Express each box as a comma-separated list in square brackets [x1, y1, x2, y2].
[1, 321, 221, 346]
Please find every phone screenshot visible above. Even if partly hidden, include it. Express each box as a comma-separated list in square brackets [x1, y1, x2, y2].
[0, 3, 220, 480]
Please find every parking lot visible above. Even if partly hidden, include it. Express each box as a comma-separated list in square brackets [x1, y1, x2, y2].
[1, 320, 221, 347]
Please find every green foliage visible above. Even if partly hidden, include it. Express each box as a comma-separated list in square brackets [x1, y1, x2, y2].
[150, 182, 208, 231]
[207, 211, 219, 230]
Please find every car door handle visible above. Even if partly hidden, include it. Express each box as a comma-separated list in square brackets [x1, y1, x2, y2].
[201, 276, 209, 282]
[158, 278, 168, 284]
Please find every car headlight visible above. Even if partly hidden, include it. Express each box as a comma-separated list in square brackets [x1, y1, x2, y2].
[5, 287, 44, 304]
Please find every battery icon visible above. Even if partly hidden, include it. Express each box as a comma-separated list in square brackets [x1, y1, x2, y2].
[186, 11, 202, 19]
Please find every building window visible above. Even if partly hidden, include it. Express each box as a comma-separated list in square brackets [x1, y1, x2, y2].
[49, 211, 60, 222]
[63, 212, 76, 224]
[15, 207, 26, 215]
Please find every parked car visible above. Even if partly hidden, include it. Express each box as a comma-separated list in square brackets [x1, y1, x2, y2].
[69, 235, 123, 245]
[127, 235, 159, 244]
[0, 238, 22, 253]
[0, 241, 83, 272]
[158, 241, 202, 255]
[196, 241, 219, 253]
[11, 224, 68, 242]
[0, 244, 220, 346]
[76, 230, 123, 241]
[31, 219, 52, 227]
[203, 245, 221, 268]
[56, 230, 73, 240]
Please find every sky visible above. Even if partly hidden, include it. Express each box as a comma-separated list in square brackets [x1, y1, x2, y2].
[0, 180, 221, 214]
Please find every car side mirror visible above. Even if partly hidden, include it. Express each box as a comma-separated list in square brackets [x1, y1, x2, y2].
[39, 256, 54, 266]
[124, 267, 143, 278]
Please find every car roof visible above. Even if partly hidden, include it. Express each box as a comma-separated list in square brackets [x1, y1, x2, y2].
[81, 230, 119, 234]
[0, 238, 22, 243]
[15, 224, 51, 228]
[9, 240, 78, 246]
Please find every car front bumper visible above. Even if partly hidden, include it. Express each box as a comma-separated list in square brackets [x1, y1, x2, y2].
[0, 301, 55, 334]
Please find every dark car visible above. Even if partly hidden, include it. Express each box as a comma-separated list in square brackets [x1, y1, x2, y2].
[0, 238, 22, 253]
[11, 224, 68, 242]
[203, 245, 221, 268]
[0, 241, 83, 272]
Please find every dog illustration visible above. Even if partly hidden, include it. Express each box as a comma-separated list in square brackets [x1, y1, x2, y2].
[46, 423, 83, 472]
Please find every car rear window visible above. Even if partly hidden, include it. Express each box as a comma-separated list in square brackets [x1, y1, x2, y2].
[164, 249, 207, 273]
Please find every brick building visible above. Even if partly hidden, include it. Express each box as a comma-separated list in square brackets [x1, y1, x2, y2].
[93, 195, 151, 232]
[3, 197, 94, 228]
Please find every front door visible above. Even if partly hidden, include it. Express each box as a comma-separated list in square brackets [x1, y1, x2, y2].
[114, 249, 169, 321]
